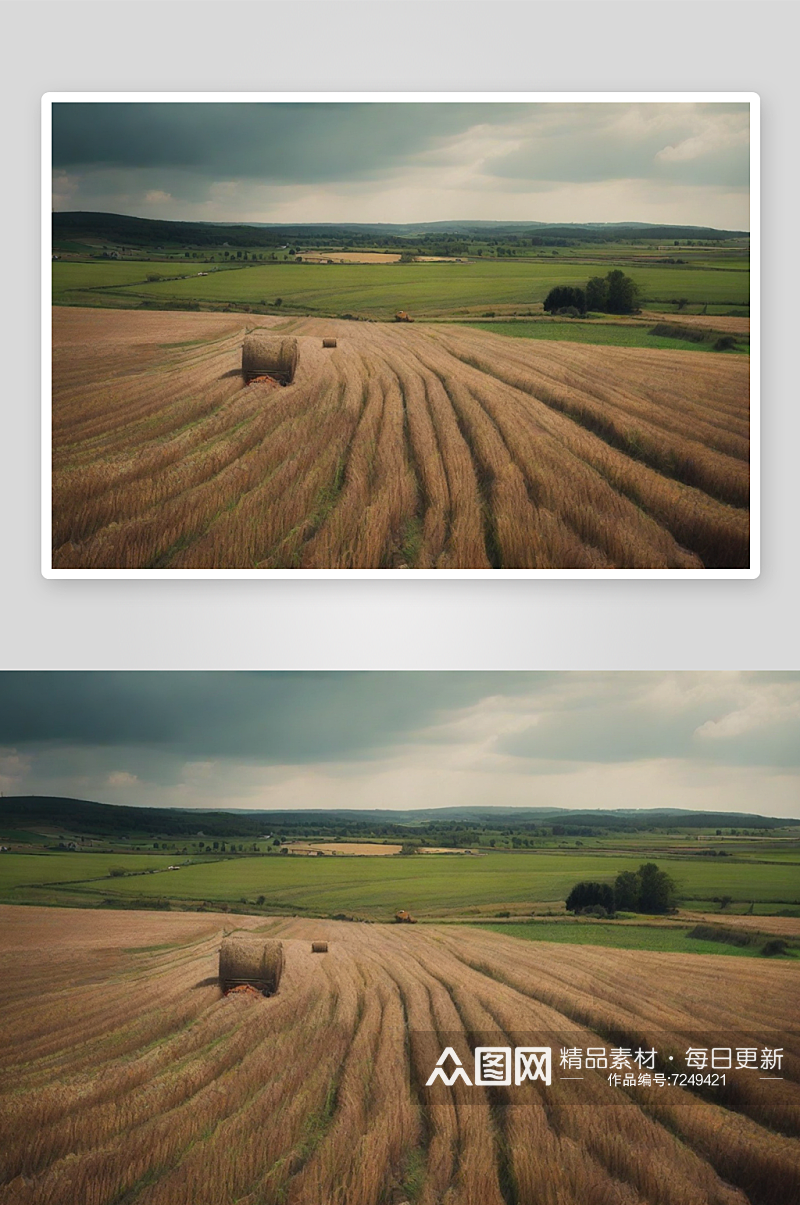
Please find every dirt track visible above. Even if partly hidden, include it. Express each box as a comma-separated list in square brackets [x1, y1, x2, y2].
[52, 307, 750, 570]
[0, 905, 796, 1205]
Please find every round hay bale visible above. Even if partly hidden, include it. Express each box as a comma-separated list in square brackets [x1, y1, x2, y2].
[242, 334, 298, 384]
[219, 935, 283, 995]
[322, 338, 337, 348]
[311, 940, 329, 953]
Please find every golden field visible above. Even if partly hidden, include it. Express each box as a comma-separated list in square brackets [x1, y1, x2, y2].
[51, 308, 750, 570]
[286, 843, 404, 856]
[0, 905, 796, 1205]
[637, 312, 751, 336]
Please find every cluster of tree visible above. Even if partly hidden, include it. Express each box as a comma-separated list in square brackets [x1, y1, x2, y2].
[542, 286, 587, 315]
[586, 269, 640, 314]
[527, 236, 572, 247]
[422, 241, 470, 256]
[543, 270, 640, 317]
[566, 862, 678, 916]
[564, 880, 615, 914]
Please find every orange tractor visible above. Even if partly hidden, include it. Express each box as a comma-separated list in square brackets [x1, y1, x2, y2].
[395, 909, 418, 924]
[394, 311, 414, 323]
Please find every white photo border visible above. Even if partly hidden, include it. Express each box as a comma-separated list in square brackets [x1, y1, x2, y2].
[41, 91, 760, 580]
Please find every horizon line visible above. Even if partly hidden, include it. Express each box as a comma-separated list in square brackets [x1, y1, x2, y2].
[51, 209, 751, 234]
[3, 794, 795, 823]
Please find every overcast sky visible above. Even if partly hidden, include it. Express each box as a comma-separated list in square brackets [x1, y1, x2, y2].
[51, 101, 750, 229]
[0, 673, 796, 817]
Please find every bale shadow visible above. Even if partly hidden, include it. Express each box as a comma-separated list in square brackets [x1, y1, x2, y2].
[191, 976, 220, 989]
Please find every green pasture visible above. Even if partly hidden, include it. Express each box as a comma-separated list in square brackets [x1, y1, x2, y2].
[51, 260, 219, 303]
[735, 848, 800, 862]
[53, 258, 750, 318]
[14, 849, 796, 918]
[511, 244, 749, 267]
[477, 920, 789, 958]
[0, 852, 182, 891]
[0, 830, 52, 844]
[464, 321, 747, 354]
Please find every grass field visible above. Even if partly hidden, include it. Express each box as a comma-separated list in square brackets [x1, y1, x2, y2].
[477, 920, 787, 957]
[0, 852, 181, 888]
[465, 320, 748, 353]
[4, 848, 797, 915]
[1, 904, 796, 1205]
[51, 260, 224, 300]
[53, 257, 750, 317]
[51, 307, 750, 571]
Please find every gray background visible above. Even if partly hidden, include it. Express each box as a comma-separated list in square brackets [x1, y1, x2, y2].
[1, 1, 796, 671]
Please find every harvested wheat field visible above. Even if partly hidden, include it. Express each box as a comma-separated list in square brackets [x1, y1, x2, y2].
[684, 912, 800, 939]
[1, 904, 796, 1205]
[287, 842, 404, 855]
[51, 307, 750, 570]
[300, 252, 403, 263]
[638, 312, 751, 336]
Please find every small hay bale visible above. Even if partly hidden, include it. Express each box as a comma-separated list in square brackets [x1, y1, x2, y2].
[311, 940, 329, 953]
[322, 338, 337, 348]
[242, 334, 298, 384]
[219, 934, 283, 995]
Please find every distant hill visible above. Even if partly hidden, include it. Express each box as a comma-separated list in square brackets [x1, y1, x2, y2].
[52, 211, 749, 252]
[0, 796, 794, 841]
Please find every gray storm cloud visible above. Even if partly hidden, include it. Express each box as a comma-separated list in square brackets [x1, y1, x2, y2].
[52, 103, 526, 184]
[0, 671, 538, 762]
[50, 101, 751, 227]
[0, 675, 797, 818]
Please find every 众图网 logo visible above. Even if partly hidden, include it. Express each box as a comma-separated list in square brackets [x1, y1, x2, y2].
[426, 1046, 552, 1087]
[423, 1043, 784, 1091]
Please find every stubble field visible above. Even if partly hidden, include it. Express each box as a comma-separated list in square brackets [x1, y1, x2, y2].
[51, 308, 750, 571]
[0, 905, 796, 1205]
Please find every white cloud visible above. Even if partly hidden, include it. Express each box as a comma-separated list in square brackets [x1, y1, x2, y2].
[51, 169, 79, 210]
[656, 112, 749, 164]
[694, 686, 800, 743]
[0, 749, 30, 794]
[106, 771, 139, 787]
